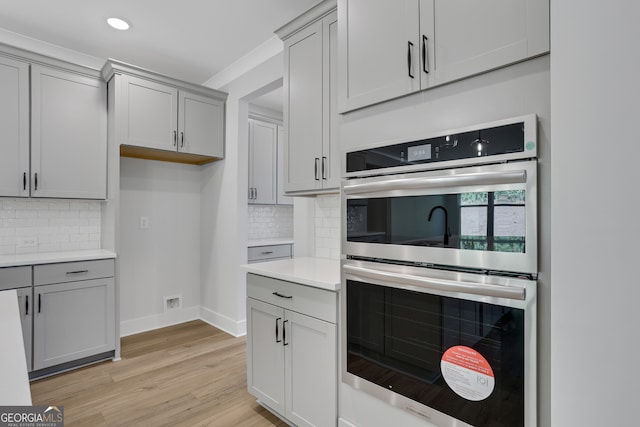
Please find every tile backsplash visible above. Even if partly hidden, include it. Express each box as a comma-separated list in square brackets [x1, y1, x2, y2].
[248, 204, 294, 240]
[0, 199, 102, 255]
[315, 195, 340, 259]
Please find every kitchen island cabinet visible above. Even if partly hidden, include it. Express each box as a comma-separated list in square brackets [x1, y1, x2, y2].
[0, 289, 32, 405]
[244, 257, 340, 427]
[102, 60, 227, 165]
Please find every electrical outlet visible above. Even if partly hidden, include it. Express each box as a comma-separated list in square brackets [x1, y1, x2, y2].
[139, 216, 149, 229]
[18, 237, 38, 248]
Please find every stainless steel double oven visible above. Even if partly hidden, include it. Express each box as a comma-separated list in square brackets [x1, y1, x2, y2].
[341, 115, 538, 427]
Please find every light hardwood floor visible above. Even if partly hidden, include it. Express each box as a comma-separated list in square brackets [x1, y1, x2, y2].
[30, 320, 287, 427]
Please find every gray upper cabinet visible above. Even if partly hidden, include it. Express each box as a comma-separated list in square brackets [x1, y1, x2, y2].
[179, 90, 224, 158]
[31, 65, 107, 199]
[103, 60, 227, 165]
[338, 0, 550, 112]
[0, 50, 107, 200]
[0, 56, 29, 198]
[277, 1, 339, 195]
[248, 119, 278, 205]
[120, 75, 178, 152]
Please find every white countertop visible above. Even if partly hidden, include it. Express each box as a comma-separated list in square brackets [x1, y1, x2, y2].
[247, 238, 294, 247]
[242, 257, 341, 291]
[0, 249, 117, 268]
[0, 290, 32, 405]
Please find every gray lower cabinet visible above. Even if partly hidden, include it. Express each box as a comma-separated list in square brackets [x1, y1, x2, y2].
[33, 277, 115, 371]
[15, 287, 33, 371]
[247, 273, 337, 427]
[32, 259, 115, 371]
[0, 266, 32, 371]
[0, 259, 116, 374]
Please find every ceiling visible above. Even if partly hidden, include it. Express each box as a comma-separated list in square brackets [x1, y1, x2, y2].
[0, 0, 319, 85]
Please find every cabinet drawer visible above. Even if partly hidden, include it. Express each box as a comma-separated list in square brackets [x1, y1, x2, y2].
[34, 259, 114, 286]
[248, 244, 292, 263]
[0, 266, 31, 290]
[247, 273, 337, 324]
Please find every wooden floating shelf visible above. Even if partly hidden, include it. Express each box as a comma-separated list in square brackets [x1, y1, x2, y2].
[120, 145, 222, 166]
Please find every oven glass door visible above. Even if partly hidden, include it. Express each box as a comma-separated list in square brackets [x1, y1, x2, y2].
[342, 260, 537, 427]
[343, 160, 537, 275]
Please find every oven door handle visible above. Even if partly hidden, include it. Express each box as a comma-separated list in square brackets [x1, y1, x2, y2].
[343, 169, 527, 196]
[343, 264, 526, 301]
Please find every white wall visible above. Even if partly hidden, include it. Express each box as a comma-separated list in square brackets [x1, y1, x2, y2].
[550, 2, 640, 426]
[118, 158, 201, 335]
[200, 51, 285, 337]
[338, 55, 551, 427]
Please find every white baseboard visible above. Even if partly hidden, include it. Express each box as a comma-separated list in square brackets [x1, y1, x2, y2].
[120, 306, 200, 337]
[120, 305, 246, 338]
[200, 306, 247, 337]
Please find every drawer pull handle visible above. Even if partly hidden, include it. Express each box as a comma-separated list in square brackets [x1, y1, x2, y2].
[66, 270, 89, 275]
[261, 251, 274, 255]
[25, 295, 29, 316]
[272, 292, 293, 299]
[38, 294, 41, 314]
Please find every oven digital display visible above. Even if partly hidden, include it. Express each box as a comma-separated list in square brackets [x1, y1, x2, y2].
[407, 143, 431, 162]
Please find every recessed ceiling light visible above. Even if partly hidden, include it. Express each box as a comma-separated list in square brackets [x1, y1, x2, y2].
[107, 17, 130, 31]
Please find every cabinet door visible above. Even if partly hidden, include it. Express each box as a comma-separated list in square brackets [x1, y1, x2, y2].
[121, 75, 178, 152]
[276, 125, 293, 205]
[285, 310, 337, 427]
[247, 298, 286, 415]
[322, 12, 340, 191]
[178, 90, 224, 157]
[31, 65, 107, 199]
[0, 57, 29, 197]
[429, 0, 550, 85]
[33, 278, 115, 371]
[249, 119, 277, 205]
[284, 20, 324, 193]
[337, 0, 421, 113]
[15, 287, 33, 372]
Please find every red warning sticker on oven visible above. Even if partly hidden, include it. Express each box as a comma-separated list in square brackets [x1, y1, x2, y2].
[441, 345, 495, 401]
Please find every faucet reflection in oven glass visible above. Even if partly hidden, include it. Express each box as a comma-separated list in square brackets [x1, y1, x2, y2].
[428, 205, 450, 246]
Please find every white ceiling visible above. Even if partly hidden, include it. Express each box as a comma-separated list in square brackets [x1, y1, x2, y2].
[0, 0, 319, 85]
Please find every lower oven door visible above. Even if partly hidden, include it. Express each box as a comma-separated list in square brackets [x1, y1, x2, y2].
[342, 259, 537, 427]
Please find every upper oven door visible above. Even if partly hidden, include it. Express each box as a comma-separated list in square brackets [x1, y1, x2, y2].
[343, 159, 537, 275]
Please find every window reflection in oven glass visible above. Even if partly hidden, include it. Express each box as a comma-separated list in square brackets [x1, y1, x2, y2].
[346, 190, 526, 253]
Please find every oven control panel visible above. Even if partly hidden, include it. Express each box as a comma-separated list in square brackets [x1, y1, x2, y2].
[346, 115, 537, 174]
